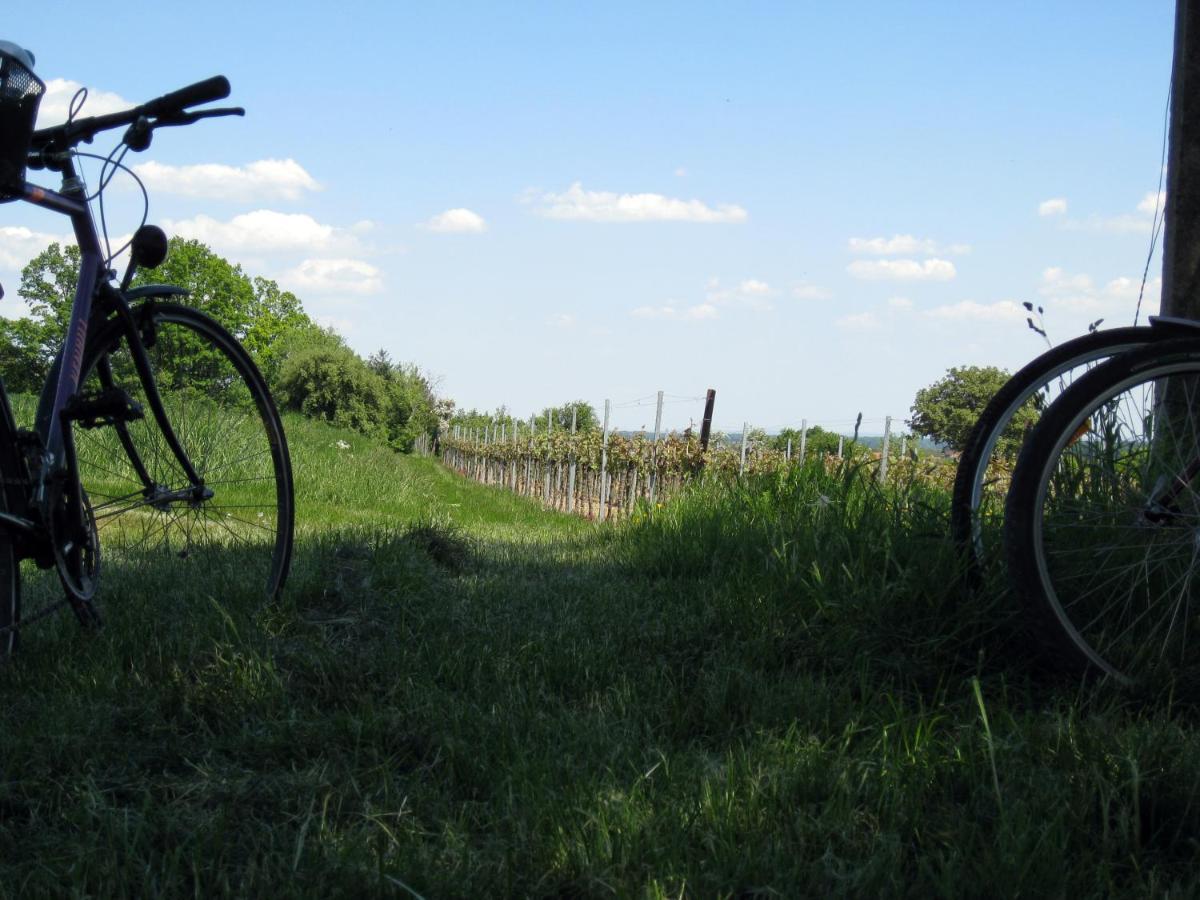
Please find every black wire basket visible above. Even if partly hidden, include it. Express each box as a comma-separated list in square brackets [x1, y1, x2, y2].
[0, 49, 44, 201]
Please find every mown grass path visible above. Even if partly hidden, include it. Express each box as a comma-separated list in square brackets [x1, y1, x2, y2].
[2, 415, 1200, 897]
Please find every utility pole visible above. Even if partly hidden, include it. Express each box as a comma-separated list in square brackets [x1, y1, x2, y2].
[1163, 0, 1200, 318]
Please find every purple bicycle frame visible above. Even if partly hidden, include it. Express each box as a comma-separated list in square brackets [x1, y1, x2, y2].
[18, 181, 104, 465]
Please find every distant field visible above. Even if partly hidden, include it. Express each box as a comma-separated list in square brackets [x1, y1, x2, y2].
[1, 412, 1198, 896]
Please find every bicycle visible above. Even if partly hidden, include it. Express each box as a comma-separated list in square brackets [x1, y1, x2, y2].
[0, 43, 294, 655]
[950, 318, 1200, 584]
[1003, 334, 1200, 684]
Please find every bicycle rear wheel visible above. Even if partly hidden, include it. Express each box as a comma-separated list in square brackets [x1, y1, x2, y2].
[951, 327, 1153, 583]
[1005, 338, 1200, 683]
[28, 302, 293, 618]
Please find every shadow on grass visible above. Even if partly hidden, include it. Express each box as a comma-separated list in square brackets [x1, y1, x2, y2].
[3, 471, 1200, 896]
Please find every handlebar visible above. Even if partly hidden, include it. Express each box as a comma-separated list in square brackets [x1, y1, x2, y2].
[29, 75, 236, 154]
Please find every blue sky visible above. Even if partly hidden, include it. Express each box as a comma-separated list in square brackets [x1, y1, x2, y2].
[1, 2, 1176, 433]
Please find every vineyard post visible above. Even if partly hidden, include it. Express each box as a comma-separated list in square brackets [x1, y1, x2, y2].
[901, 434, 907, 458]
[543, 410, 552, 506]
[699, 389, 716, 454]
[837, 434, 844, 459]
[600, 399, 611, 521]
[786, 438, 792, 462]
[527, 415, 535, 497]
[500, 422, 507, 490]
[650, 390, 663, 505]
[739, 422, 748, 476]
[511, 420, 519, 491]
[567, 407, 577, 513]
[879, 415, 893, 483]
[799, 418, 808, 463]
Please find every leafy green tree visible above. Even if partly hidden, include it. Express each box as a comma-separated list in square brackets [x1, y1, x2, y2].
[276, 345, 391, 440]
[538, 400, 598, 432]
[769, 425, 842, 456]
[8, 238, 317, 391]
[908, 365, 1032, 453]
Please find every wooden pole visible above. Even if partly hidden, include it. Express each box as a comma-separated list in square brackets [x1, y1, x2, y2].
[600, 399, 611, 521]
[699, 389, 716, 453]
[1163, 0, 1200, 319]
[879, 415, 892, 483]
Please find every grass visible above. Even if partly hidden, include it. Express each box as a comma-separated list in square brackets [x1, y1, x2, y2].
[3, 413, 1200, 896]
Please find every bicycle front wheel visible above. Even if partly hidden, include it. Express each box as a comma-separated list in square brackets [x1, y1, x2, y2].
[1005, 338, 1200, 683]
[55, 303, 293, 611]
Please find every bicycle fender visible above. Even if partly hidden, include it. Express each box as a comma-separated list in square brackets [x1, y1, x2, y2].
[123, 284, 189, 301]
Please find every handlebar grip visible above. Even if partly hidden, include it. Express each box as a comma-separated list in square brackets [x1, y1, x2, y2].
[142, 75, 231, 117]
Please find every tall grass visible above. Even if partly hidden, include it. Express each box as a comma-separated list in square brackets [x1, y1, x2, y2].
[1, 416, 1199, 895]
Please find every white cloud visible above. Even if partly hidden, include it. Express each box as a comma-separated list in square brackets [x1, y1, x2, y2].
[847, 235, 970, 256]
[1038, 198, 1068, 217]
[35, 79, 132, 126]
[887, 296, 913, 310]
[705, 277, 774, 311]
[530, 182, 747, 223]
[0, 225, 71, 270]
[631, 303, 718, 321]
[163, 209, 360, 255]
[422, 208, 487, 233]
[133, 159, 320, 201]
[315, 314, 356, 334]
[836, 311, 880, 330]
[1038, 266, 1160, 314]
[1137, 191, 1166, 215]
[280, 258, 382, 296]
[846, 259, 957, 281]
[792, 282, 832, 301]
[923, 300, 1026, 323]
[1060, 193, 1164, 234]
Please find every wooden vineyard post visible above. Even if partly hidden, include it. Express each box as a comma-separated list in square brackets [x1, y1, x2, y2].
[799, 418, 807, 463]
[600, 399, 611, 522]
[739, 422, 749, 476]
[543, 410, 552, 506]
[526, 415, 535, 497]
[879, 415, 892, 483]
[567, 407, 577, 513]
[649, 390, 663, 505]
[786, 438, 792, 462]
[699, 389, 715, 455]
[837, 435, 844, 459]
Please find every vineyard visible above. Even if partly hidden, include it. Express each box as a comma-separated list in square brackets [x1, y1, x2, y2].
[428, 421, 961, 520]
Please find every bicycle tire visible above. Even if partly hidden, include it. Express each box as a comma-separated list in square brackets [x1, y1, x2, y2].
[24, 302, 293, 620]
[0, 472, 16, 658]
[0, 387, 21, 657]
[1005, 337, 1200, 683]
[952, 326, 1155, 583]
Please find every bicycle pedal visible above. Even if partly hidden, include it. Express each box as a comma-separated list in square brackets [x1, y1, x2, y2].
[63, 389, 145, 430]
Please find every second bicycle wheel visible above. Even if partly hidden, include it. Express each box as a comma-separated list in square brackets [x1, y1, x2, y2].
[1005, 338, 1200, 683]
[31, 302, 293, 616]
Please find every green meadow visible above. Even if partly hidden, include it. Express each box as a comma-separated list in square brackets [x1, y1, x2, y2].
[2, 412, 1199, 897]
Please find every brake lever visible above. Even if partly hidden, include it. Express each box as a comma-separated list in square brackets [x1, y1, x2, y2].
[153, 107, 245, 128]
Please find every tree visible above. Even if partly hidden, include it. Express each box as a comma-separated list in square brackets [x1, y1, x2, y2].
[7, 238, 318, 392]
[768, 425, 843, 457]
[538, 400, 599, 432]
[908, 366, 1033, 454]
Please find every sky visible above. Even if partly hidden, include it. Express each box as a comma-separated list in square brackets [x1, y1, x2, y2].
[0, 1, 1177, 434]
